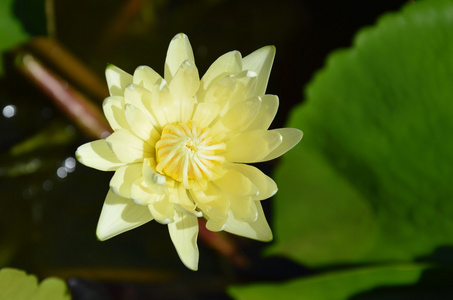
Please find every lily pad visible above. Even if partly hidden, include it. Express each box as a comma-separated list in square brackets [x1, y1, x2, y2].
[269, 0, 453, 266]
[0, 0, 29, 75]
[229, 264, 426, 300]
[0, 268, 70, 300]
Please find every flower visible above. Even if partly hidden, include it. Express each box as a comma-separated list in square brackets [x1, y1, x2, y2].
[76, 33, 302, 270]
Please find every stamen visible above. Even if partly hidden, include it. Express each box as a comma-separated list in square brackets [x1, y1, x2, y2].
[155, 121, 226, 187]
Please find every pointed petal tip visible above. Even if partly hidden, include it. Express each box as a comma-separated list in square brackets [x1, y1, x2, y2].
[261, 233, 273, 242]
[269, 187, 278, 198]
[168, 211, 200, 271]
[172, 33, 188, 40]
[295, 128, 304, 143]
[181, 256, 199, 271]
[96, 226, 113, 241]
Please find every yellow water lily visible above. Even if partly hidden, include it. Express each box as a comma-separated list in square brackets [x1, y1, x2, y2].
[76, 33, 302, 270]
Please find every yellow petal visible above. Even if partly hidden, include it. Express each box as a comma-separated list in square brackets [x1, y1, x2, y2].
[76, 140, 124, 171]
[124, 103, 155, 143]
[102, 96, 130, 132]
[218, 96, 261, 132]
[199, 50, 242, 92]
[206, 218, 227, 232]
[191, 185, 229, 223]
[259, 128, 303, 162]
[213, 168, 258, 197]
[229, 196, 258, 223]
[169, 60, 200, 99]
[164, 33, 195, 82]
[169, 184, 201, 217]
[130, 178, 165, 205]
[224, 163, 277, 200]
[106, 129, 153, 163]
[153, 77, 195, 125]
[148, 198, 175, 224]
[246, 95, 279, 131]
[149, 79, 176, 126]
[224, 129, 282, 163]
[220, 70, 258, 110]
[199, 74, 236, 105]
[133, 65, 162, 90]
[142, 158, 167, 191]
[223, 201, 272, 241]
[124, 84, 159, 128]
[110, 163, 142, 198]
[168, 210, 199, 271]
[105, 64, 133, 96]
[191, 102, 220, 128]
[242, 46, 275, 96]
[96, 189, 153, 241]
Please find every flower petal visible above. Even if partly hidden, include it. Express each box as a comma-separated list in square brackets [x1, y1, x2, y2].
[110, 163, 143, 198]
[76, 140, 124, 171]
[147, 79, 176, 126]
[124, 103, 156, 143]
[223, 201, 272, 241]
[227, 163, 277, 200]
[169, 184, 201, 217]
[133, 65, 162, 91]
[96, 189, 153, 241]
[199, 50, 242, 91]
[103, 96, 130, 132]
[218, 96, 261, 132]
[142, 158, 167, 188]
[106, 129, 153, 163]
[221, 70, 258, 110]
[259, 128, 303, 162]
[198, 73, 236, 105]
[205, 218, 227, 232]
[229, 195, 257, 223]
[168, 210, 199, 271]
[164, 33, 195, 82]
[213, 168, 258, 197]
[169, 60, 200, 99]
[191, 102, 220, 128]
[246, 95, 279, 131]
[148, 197, 174, 224]
[191, 185, 229, 225]
[130, 178, 165, 205]
[124, 84, 160, 129]
[242, 46, 275, 96]
[105, 64, 133, 96]
[224, 129, 282, 163]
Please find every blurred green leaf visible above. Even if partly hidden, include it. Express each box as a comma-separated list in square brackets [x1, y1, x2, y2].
[0, 268, 70, 300]
[0, 0, 30, 75]
[269, 0, 453, 266]
[229, 264, 425, 300]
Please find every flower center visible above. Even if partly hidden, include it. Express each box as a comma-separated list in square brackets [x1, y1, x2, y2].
[155, 121, 226, 187]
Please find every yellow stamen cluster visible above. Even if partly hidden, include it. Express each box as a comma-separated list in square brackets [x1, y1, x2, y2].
[155, 122, 226, 187]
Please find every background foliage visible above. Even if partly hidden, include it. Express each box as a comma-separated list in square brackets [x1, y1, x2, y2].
[231, 0, 453, 298]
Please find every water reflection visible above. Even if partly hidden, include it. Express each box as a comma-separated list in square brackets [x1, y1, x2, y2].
[57, 156, 76, 178]
[2, 105, 17, 118]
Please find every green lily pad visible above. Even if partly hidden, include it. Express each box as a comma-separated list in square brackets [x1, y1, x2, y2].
[0, 0, 30, 75]
[229, 264, 426, 300]
[0, 268, 70, 300]
[269, 0, 453, 266]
